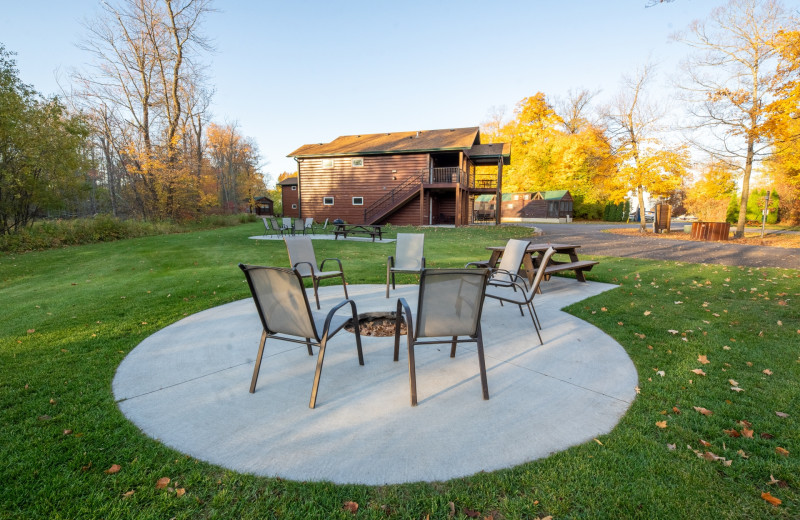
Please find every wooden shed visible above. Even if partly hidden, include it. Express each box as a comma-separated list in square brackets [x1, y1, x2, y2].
[252, 196, 274, 216]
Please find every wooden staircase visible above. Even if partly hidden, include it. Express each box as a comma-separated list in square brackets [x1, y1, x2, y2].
[362, 172, 424, 224]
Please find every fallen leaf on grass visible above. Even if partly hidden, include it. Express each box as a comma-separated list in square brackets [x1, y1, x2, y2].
[105, 464, 121, 474]
[731, 386, 744, 392]
[672, 406, 681, 414]
[698, 354, 710, 364]
[741, 428, 754, 439]
[699, 439, 712, 447]
[342, 501, 358, 514]
[737, 449, 749, 458]
[761, 432, 775, 439]
[724, 429, 741, 438]
[122, 490, 135, 498]
[448, 502, 455, 518]
[667, 443, 676, 451]
[691, 369, 706, 376]
[156, 477, 170, 490]
[776, 411, 789, 418]
[763, 369, 773, 375]
[729, 379, 739, 386]
[463, 507, 481, 518]
[761, 492, 781, 506]
[176, 488, 185, 497]
[656, 420, 668, 429]
[594, 438, 603, 446]
[767, 475, 788, 487]
[776, 447, 789, 457]
[693, 406, 713, 416]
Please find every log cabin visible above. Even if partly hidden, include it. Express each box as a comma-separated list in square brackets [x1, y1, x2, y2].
[287, 127, 510, 226]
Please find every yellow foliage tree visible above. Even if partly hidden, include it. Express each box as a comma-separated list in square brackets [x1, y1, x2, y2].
[683, 160, 737, 221]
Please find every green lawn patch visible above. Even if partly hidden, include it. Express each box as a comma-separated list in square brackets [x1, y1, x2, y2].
[1, 222, 798, 518]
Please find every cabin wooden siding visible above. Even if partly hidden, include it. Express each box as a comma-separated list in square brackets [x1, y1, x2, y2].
[299, 154, 428, 223]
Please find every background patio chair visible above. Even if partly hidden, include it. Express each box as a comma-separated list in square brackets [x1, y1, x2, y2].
[304, 217, 315, 234]
[483, 247, 556, 345]
[284, 236, 348, 309]
[386, 233, 425, 298]
[270, 216, 289, 235]
[282, 217, 293, 234]
[293, 218, 305, 235]
[261, 217, 276, 236]
[239, 264, 363, 409]
[467, 238, 531, 289]
[393, 268, 491, 406]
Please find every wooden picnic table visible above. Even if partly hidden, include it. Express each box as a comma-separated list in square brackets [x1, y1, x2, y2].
[333, 224, 384, 242]
[484, 243, 598, 284]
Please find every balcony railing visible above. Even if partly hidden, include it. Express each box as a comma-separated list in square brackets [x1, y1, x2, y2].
[428, 167, 462, 184]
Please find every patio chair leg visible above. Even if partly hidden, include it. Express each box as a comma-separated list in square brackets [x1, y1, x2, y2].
[408, 339, 417, 406]
[475, 327, 489, 400]
[353, 316, 364, 366]
[530, 303, 541, 329]
[305, 338, 313, 355]
[340, 273, 349, 300]
[309, 336, 328, 409]
[386, 263, 391, 298]
[528, 303, 543, 345]
[450, 336, 458, 357]
[249, 330, 268, 393]
[312, 278, 321, 310]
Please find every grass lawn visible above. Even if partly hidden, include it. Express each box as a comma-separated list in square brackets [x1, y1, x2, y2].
[1, 222, 798, 519]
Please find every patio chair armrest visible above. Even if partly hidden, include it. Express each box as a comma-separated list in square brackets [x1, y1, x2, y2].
[387, 255, 395, 268]
[394, 297, 414, 362]
[421, 257, 425, 268]
[465, 261, 490, 268]
[319, 257, 344, 272]
[490, 268, 529, 287]
[292, 261, 316, 276]
[322, 298, 360, 335]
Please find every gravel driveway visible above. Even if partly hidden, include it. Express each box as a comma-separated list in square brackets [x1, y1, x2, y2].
[528, 222, 800, 270]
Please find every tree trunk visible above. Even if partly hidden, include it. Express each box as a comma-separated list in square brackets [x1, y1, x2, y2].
[638, 187, 646, 233]
[736, 138, 755, 238]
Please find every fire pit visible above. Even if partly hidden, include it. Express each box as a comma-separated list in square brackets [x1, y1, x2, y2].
[345, 312, 407, 337]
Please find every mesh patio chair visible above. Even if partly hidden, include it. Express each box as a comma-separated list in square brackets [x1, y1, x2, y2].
[270, 217, 289, 235]
[467, 238, 532, 289]
[284, 236, 348, 309]
[282, 217, 293, 234]
[239, 264, 363, 409]
[483, 247, 556, 345]
[293, 218, 305, 235]
[393, 268, 491, 406]
[261, 217, 275, 236]
[386, 233, 425, 298]
[304, 217, 315, 234]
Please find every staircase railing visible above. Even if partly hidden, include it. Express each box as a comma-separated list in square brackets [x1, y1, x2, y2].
[363, 172, 424, 224]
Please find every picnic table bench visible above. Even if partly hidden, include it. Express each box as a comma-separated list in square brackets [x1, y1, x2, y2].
[333, 224, 384, 242]
[484, 243, 599, 284]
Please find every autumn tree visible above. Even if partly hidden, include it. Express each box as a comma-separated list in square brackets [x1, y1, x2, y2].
[604, 64, 689, 231]
[206, 122, 265, 212]
[683, 160, 738, 221]
[673, 0, 791, 237]
[73, 0, 214, 219]
[0, 45, 89, 234]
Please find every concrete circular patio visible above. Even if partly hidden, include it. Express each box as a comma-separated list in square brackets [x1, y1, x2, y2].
[112, 278, 638, 485]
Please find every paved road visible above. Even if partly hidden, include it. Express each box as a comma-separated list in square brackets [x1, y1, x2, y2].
[528, 222, 800, 270]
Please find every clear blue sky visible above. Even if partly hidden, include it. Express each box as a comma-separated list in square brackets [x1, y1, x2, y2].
[1, 0, 730, 185]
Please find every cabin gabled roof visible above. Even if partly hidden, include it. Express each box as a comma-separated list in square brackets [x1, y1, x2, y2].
[278, 176, 298, 186]
[288, 127, 482, 157]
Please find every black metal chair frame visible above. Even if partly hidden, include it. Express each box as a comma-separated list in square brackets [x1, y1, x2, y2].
[386, 233, 426, 298]
[483, 247, 556, 345]
[284, 236, 349, 310]
[393, 268, 491, 406]
[239, 264, 364, 409]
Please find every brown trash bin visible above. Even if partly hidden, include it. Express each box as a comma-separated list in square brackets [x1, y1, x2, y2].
[690, 221, 730, 241]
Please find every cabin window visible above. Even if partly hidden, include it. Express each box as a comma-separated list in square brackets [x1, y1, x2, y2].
[323, 197, 334, 206]
[321, 159, 334, 169]
[351, 158, 363, 167]
[523, 194, 529, 200]
[291, 186, 296, 191]
[291, 204, 297, 209]
[513, 195, 519, 200]
[352, 197, 364, 205]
